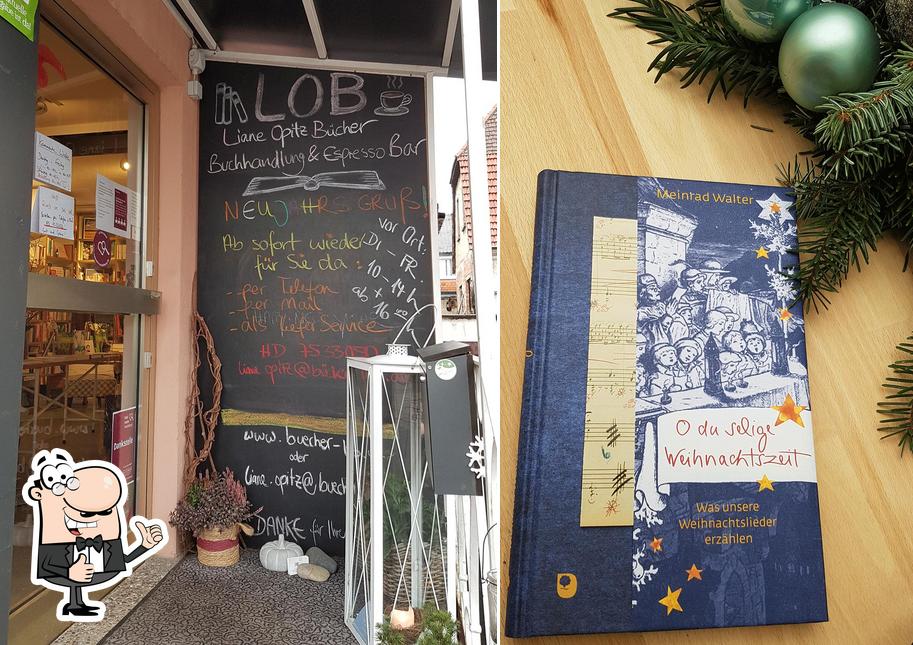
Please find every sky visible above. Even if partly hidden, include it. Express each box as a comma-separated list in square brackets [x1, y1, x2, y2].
[432, 76, 498, 216]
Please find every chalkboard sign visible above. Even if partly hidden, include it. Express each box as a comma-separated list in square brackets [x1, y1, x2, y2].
[197, 62, 435, 553]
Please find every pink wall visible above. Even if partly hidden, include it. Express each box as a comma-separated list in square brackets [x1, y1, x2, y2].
[67, 0, 190, 88]
[67, 0, 197, 557]
[146, 84, 198, 558]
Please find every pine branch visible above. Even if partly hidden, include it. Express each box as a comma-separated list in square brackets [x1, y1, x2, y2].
[779, 160, 885, 311]
[818, 127, 913, 180]
[609, 0, 781, 106]
[878, 334, 913, 456]
[784, 105, 825, 142]
[882, 153, 913, 269]
[811, 47, 913, 179]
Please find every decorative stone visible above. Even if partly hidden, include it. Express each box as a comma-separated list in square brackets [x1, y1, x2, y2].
[297, 562, 330, 582]
[305, 546, 338, 574]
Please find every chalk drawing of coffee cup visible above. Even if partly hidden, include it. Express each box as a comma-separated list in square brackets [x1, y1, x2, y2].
[374, 90, 413, 116]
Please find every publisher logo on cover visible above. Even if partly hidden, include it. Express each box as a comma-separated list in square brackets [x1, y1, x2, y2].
[556, 573, 577, 598]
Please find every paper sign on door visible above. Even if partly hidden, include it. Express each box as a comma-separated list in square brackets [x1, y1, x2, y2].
[34, 132, 72, 192]
[30, 186, 74, 240]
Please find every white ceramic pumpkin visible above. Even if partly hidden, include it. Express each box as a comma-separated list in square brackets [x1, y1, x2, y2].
[259, 535, 303, 571]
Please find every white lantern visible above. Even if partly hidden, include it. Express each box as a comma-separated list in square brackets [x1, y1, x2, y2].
[344, 355, 455, 645]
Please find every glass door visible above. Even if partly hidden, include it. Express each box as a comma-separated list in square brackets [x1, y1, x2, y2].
[10, 18, 151, 617]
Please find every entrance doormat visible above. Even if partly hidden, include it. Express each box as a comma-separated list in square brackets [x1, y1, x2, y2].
[100, 550, 354, 644]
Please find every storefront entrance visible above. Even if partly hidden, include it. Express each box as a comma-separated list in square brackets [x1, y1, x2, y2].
[1, 1, 498, 643]
[8, 15, 157, 643]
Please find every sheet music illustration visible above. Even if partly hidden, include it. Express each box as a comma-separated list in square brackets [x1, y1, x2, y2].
[579, 217, 637, 527]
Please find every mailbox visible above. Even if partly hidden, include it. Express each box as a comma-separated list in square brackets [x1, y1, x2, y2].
[417, 341, 482, 496]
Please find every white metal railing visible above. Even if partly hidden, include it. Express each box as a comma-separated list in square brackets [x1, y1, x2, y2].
[455, 0, 500, 638]
[452, 358, 498, 645]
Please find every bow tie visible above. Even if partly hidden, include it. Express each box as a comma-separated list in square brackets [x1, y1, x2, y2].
[76, 536, 103, 553]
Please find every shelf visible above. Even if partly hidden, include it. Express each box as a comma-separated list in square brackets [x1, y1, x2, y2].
[78, 258, 125, 267]
[45, 256, 75, 268]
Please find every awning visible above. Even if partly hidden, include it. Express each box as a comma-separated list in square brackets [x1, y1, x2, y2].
[169, 0, 497, 80]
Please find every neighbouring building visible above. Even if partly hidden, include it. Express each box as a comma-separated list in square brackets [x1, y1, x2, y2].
[438, 209, 458, 314]
[451, 107, 498, 318]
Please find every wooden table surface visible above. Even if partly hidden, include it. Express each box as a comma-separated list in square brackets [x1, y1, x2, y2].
[21, 352, 121, 369]
[500, 1, 913, 643]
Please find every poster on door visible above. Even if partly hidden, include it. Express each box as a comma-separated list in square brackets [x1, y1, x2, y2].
[96, 174, 137, 239]
[111, 406, 137, 484]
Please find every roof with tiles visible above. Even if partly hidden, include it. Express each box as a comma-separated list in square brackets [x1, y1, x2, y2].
[452, 106, 498, 250]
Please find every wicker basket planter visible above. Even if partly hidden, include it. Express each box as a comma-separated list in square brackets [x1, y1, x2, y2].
[196, 525, 239, 567]
[195, 522, 253, 567]
[382, 542, 446, 605]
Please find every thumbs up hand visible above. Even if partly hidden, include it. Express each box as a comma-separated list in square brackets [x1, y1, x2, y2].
[135, 521, 164, 550]
[68, 553, 94, 582]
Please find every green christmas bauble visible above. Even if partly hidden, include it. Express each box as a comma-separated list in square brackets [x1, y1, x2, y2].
[722, 0, 813, 42]
[778, 4, 880, 111]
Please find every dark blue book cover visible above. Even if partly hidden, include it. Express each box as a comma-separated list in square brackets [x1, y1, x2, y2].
[506, 170, 828, 637]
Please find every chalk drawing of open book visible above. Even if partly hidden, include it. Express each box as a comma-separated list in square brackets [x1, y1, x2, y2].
[242, 170, 386, 196]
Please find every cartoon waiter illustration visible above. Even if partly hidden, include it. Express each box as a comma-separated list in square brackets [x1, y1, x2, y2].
[21, 448, 168, 621]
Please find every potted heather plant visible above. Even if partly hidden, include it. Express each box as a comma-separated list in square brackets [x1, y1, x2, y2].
[169, 468, 260, 567]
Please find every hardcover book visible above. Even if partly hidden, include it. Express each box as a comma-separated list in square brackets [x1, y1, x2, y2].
[506, 170, 827, 636]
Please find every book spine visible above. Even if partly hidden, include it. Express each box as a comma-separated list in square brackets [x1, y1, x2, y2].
[506, 169, 559, 637]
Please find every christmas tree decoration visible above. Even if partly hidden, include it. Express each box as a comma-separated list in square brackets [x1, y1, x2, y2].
[778, 4, 879, 110]
[466, 433, 486, 480]
[721, 0, 813, 43]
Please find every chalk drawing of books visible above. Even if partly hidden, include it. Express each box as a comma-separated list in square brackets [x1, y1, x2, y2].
[242, 170, 386, 196]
